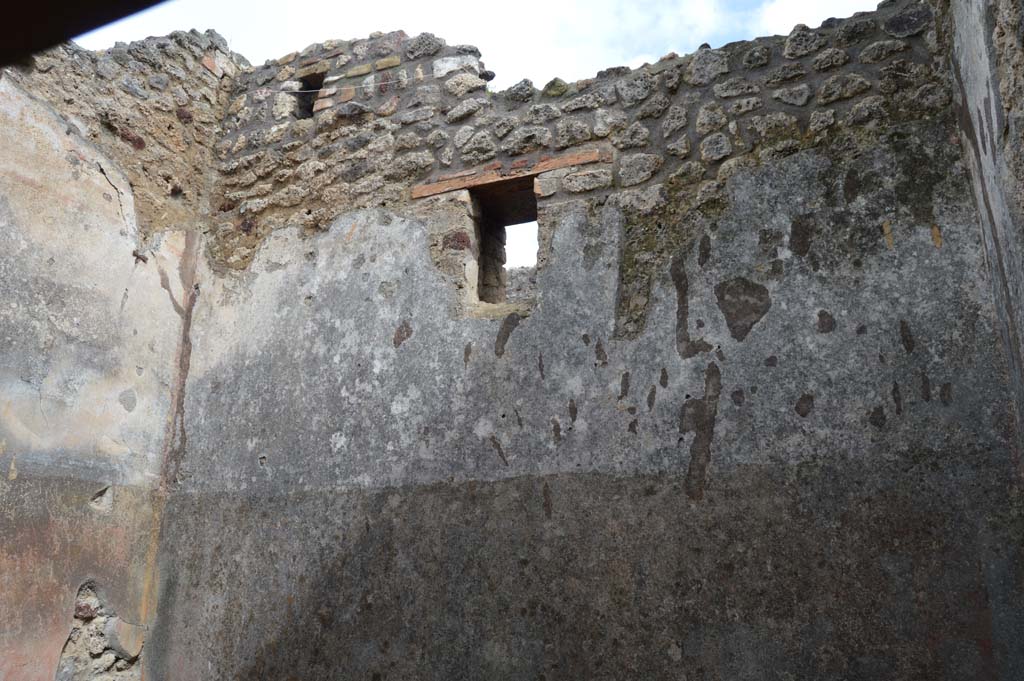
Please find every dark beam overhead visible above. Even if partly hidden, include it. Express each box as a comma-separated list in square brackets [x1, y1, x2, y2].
[2, 0, 166, 66]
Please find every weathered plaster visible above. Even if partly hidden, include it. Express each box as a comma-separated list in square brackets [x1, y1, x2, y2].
[0, 1, 1022, 678]
[0, 76, 183, 680]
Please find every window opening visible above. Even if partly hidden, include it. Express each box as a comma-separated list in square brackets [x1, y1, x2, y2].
[504, 220, 539, 303]
[470, 177, 538, 304]
[296, 72, 325, 120]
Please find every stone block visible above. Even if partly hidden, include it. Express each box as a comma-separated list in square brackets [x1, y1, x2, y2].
[563, 168, 613, 193]
[432, 55, 480, 79]
[344, 63, 372, 78]
[295, 63, 328, 79]
[375, 55, 402, 70]
[618, 153, 663, 186]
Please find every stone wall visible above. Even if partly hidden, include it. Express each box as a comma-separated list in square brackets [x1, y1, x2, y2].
[950, 0, 1024, 455]
[1, 1, 1023, 679]
[5, 30, 244, 241]
[209, 1, 953, 333]
[0, 75, 185, 680]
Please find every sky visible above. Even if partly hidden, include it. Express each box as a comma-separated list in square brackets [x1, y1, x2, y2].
[76, 0, 878, 90]
[75, 0, 877, 268]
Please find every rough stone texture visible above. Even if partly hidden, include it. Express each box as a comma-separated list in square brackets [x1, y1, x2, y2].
[784, 24, 826, 59]
[3, 1, 1024, 679]
[55, 584, 143, 680]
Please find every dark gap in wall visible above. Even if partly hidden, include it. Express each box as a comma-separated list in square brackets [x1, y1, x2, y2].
[296, 72, 325, 120]
[470, 177, 538, 304]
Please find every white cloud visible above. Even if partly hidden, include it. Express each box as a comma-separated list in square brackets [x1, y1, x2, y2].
[750, 0, 878, 37]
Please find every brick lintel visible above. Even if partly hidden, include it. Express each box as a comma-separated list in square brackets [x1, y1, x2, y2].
[411, 147, 611, 199]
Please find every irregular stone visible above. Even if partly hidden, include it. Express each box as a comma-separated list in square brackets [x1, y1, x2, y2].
[148, 73, 169, 90]
[542, 78, 569, 97]
[461, 131, 498, 164]
[685, 48, 730, 86]
[695, 103, 727, 135]
[454, 125, 475, 148]
[846, 95, 888, 125]
[494, 116, 518, 138]
[637, 92, 670, 119]
[445, 98, 487, 124]
[394, 132, 422, 151]
[860, 39, 908, 63]
[119, 76, 149, 99]
[445, 72, 486, 97]
[906, 82, 950, 112]
[554, 118, 592, 149]
[670, 160, 706, 184]
[405, 33, 445, 59]
[747, 111, 799, 140]
[666, 136, 692, 157]
[700, 132, 733, 161]
[561, 86, 616, 112]
[617, 72, 656, 106]
[743, 45, 771, 69]
[611, 121, 650, 149]
[376, 95, 400, 116]
[758, 139, 802, 162]
[812, 48, 850, 71]
[426, 129, 449, 148]
[525, 104, 562, 124]
[394, 107, 435, 125]
[818, 73, 872, 104]
[836, 18, 877, 46]
[783, 25, 826, 59]
[607, 183, 667, 215]
[384, 150, 434, 180]
[663, 65, 684, 92]
[809, 109, 835, 132]
[409, 85, 441, 108]
[272, 92, 297, 120]
[764, 63, 807, 86]
[95, 58, 119, 79]
[879, 59, 935, 94]
[883, 4, 932, 38]
[563, 168, 613, 193]
[661, 105, 688, 138]
[503, 79, 535, 103]
[695, 180, 723, 205]
[594, 109, 628, 137]
[618, 153, 663, 186]
[500, 126, 551, 155]
[729, 97, 763, 115]
[714, 77, 760, 98]
[773, 84, 812, 106]
[717, 154, 756, 182]
[432, 55, 480, 78]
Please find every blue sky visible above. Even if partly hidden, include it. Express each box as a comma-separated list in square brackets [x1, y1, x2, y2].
[76, 0, 878, 90]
